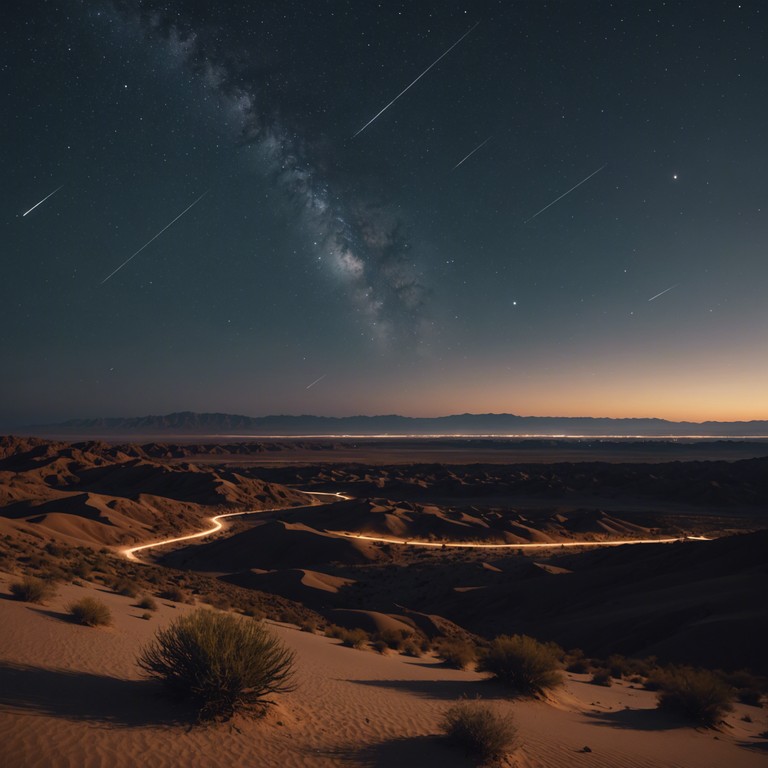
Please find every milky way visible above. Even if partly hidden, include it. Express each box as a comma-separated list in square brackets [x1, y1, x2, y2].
[114, 1, 429, 347]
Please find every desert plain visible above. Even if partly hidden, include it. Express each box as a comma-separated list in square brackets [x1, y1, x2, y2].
[1, 435, 767, 767]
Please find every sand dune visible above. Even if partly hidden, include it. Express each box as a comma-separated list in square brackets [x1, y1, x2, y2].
[0, 436, 307, 547]
[0, 573, 763, 768]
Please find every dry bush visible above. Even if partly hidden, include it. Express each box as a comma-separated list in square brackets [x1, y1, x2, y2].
[159, 587, 187, 603]
[137, 596, 158, 611]
[68, 597, 112, 627]
[401, 639, 423, 657]
[440, 699, 517, 762]
[655, 667, 733, 726]
[10, 575, 55, 604]
[113, 578, 140, 597]
[138, 609, 295, 722]
[590, 669, 612, 687]
[377, 628, 412, 651]
[435, 637, 477, 670]
[478, 635, 563, 695]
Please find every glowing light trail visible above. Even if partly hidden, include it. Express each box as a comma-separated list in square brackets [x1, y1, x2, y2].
[648, 284, 678, 302]
[353, 22, 479, 138]
[23, 185, 64, 216]
[525, 164, 606, 223]
[452, 136, 492, 170]
[306, 374, 327, 390]
[101, 191, 208, 284]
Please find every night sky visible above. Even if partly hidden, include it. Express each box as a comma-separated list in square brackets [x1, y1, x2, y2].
[3, 1, 767, 426]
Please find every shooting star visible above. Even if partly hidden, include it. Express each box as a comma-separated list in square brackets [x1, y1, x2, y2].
[452, 136, 491, 170]
[524, 164, 606, 223]
[101, 191, 208, 284]
[648, 284, 678, 302]
[306, 374, 327, 390]
[353, 22, 479, 138]
[22, 185, 64, 217]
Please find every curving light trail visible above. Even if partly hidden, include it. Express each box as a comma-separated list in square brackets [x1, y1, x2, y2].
[121, 490, 350, 561]
[328, 530, 711, 550]
[121, 485, 709, 561]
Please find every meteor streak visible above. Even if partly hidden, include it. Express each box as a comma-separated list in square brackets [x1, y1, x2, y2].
[101, 191, 208, 284]
[22, 185, 64, 216]
[452, 136, 491, 170]
[306, 374, 327, 390]
[648, 284, 678, 302]
[525, 164, 606, 223]
[353, 22, 479, 138]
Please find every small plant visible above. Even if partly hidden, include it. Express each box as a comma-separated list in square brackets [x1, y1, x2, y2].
[737, 689, 763, 707]
[372, 639, 389, 654]
[137, 596, 158, 611]
[401, 639, 423, 657]
[141, 612, 153, 620]
[655, 667, 733, 727]
[435, 637, 477, 670]
[441, 699, 517, 762]
[341, 628, 370, 649]
[68, 597, 112, 627]
[159, 587, 187, 603]
[137, 608, 295, 721]
[478, 634, 563, 695]
[590, 669, 612, 687]
[113, 578, 140, 597]
[10, 576, 55, 604]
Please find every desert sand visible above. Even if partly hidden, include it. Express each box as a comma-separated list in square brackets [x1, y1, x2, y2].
[0, 573, 765, 768]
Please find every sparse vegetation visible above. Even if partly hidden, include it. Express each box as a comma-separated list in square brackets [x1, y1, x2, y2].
[325, 624, 364, 646]
[138, 609, 295, 721]
[137, 596, 158, 611]
[478, 634, 563, 695]
[68, 597, 112, 626]
[655, 667, 733, 726]
[113, 577, 140, 597]
[159, 587, 188, 603]
[440, 699, 517, 762]
[435, 637, 477, 670]
[10, 575, 55, 604]
[590, 669, 612, 687]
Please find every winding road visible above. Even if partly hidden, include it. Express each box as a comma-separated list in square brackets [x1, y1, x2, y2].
[121, 489, 709, 562]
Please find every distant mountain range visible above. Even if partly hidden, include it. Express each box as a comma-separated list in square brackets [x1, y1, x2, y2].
[17, 411, 768, 437]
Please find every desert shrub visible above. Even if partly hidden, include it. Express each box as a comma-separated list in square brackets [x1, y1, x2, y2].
[113, 578, 140, 597]
[68, 597, 112, 627]
[325, 624, 345, 640]
[607, 654, 631, 679]
[478, 635, 563, 695]
[436, 638, 477, 670]
[372, 639, 389, 654]
[737, 689, 763, 707]
[159, 587, 187, 603]
[402, 640, 423, 657]
[643, 668, 668, 691]
[440, 700, 517, 762]
[656, 667, 733, 726]
[591, 669, 612, 687]
[137, 608, 295, 721]
[340, 628, 369, 649]
[45, 542, 65, 557]
[566, 658, 590, 674]
[141, 612, 153, 620]
[10, 576, 55, 604]
[70, 560, 93, 579]
[377, 628, 412, 651]
[299, 620, 318, 633]
[137, 596, 158, 611]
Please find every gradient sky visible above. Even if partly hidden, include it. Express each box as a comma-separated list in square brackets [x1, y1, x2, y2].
[2, 1, 767, 426]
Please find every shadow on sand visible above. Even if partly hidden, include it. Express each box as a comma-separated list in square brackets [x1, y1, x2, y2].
[0, 660, 192, 727]
[342, 677, 511, 702]
[584, 707, 688, 731]
[322, 735, 474, 768]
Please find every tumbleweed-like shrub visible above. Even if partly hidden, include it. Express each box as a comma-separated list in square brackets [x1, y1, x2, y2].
[68, 597, 112, 626]
[10, 576, 55, 604]
[441, 699, 517, 762]
[478, 634, 563, 695]
[137, 608, 295, 721]
[656, 667, 733, 727]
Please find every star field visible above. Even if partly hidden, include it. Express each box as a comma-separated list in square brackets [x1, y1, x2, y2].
[2, 1, 766, 425]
